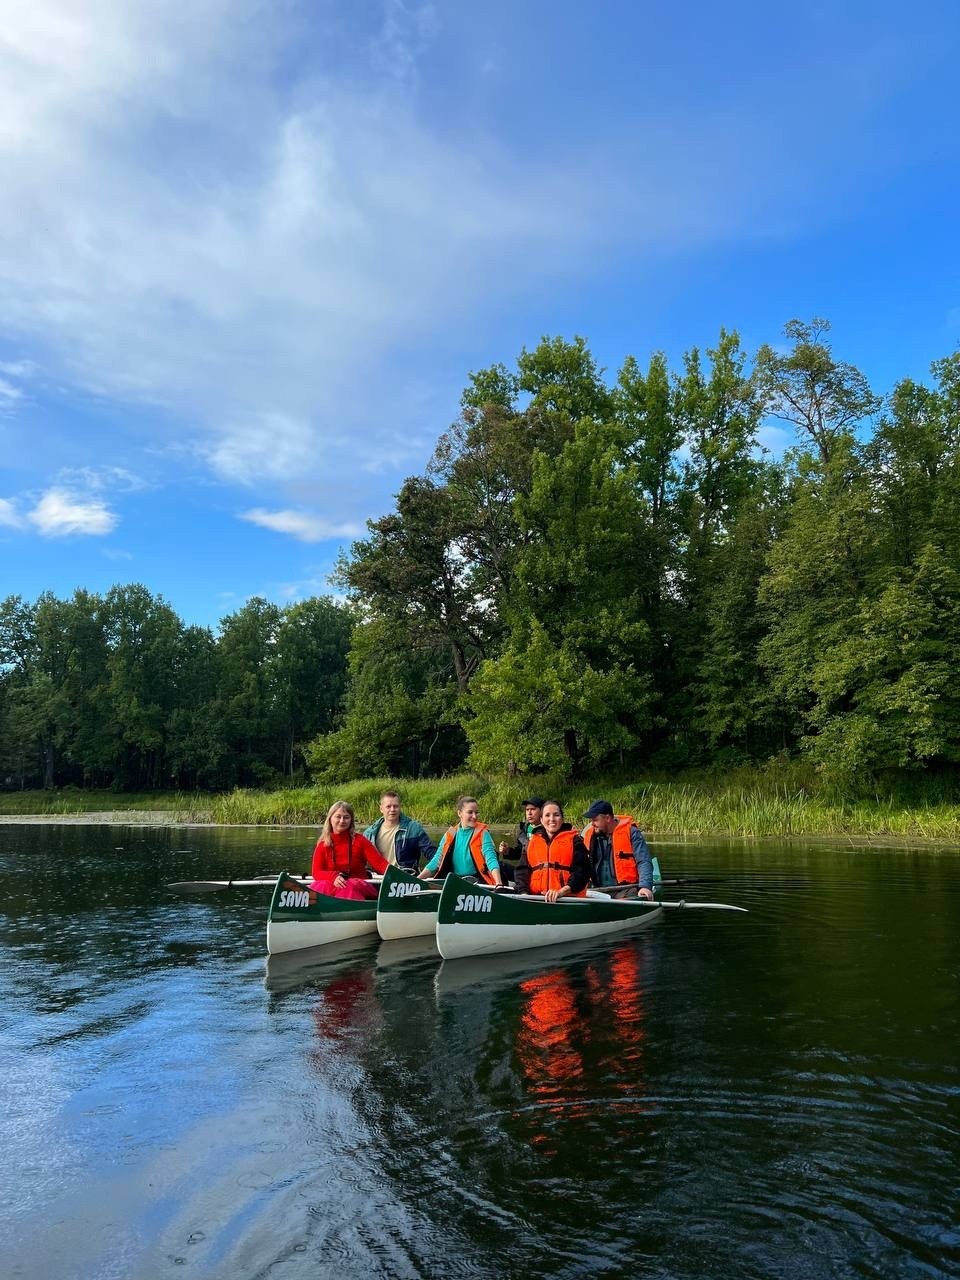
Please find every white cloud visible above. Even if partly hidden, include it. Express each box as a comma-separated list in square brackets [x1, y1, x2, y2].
[240, 508, 364, 542]
[0, 0, 936, 530]
[27, 488, 118, 537]
[54, 465, 148, 493]
[0, 377, 23, 405]
[0, 498, 24, 529]
[206, 414, 320, 487]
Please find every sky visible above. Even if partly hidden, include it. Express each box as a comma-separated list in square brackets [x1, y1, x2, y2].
[2, 0, 959, 629]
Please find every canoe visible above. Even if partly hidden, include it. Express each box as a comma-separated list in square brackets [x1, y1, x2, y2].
[266, 871, 379, 955]
[375, 864, 443, 941]
[435, 874, 664, 960]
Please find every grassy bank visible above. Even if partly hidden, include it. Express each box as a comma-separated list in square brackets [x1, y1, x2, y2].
[4, 763, 960, 843]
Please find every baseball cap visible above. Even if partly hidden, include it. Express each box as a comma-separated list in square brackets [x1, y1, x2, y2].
[521, 796, 545, 809]
[584, 800, 615, 819]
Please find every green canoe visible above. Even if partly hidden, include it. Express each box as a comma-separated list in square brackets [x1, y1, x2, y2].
[266, 871, 379, 955]
[375, 864, 443, 940]
[435, 873, 664, 960]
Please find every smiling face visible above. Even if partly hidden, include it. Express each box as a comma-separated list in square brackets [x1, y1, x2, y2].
[330, 805, 353, 834]
[379, 794, 401, 825]
[590, 813, 616, 836]
[541, 802, 564, 835]
[458, 801, 479, 827]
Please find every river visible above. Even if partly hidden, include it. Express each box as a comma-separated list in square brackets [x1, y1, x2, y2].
[0, 824, 957, 1279]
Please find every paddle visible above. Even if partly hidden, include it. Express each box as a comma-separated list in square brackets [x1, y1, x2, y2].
[165, 875, 307, 893]
[656, 900, 747, 913]
[165, 872, 388, 894]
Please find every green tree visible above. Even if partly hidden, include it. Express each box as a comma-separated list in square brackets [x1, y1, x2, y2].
[755, 317, 881, 463]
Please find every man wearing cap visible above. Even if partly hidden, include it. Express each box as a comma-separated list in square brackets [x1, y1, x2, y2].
[582, 801, 655, 899]
[498, 797, 544, 864]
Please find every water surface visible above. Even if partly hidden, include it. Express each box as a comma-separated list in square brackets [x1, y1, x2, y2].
[1, 825, 958, 1278]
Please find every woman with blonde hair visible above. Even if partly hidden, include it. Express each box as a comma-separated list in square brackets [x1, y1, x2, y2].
[418, 795, 502, 885]
[311, 800, 388, 900]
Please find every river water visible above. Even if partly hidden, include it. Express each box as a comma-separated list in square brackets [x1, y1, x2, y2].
[0, 824, 957, 1279]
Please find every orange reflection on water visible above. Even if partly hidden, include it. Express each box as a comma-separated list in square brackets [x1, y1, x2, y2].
[515, 941, 651, 1150]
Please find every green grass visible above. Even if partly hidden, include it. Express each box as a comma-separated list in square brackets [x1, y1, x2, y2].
[4, 762, 960, 843]
[0, 789, 214, 820]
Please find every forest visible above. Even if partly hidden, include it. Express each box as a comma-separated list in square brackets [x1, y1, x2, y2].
[3, 318, 960, 797]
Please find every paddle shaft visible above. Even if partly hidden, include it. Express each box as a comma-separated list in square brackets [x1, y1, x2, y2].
[166, 873, 384, 894]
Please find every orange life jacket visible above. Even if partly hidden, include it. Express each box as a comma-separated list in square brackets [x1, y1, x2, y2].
[526, 828, 587, 897]
[435, 823, 495, 884]
[582, 814, 639, 885]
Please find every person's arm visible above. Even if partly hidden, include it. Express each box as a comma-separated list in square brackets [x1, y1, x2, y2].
[411, 820, 435, 864]
[419, 847, 441, 878]
[567, 835, 592, 895]
[480, 829, 502, 886]
[359, 833, 388, 875]
[311, 839, 330, 879]
[498, 823, 523, 858]
[513, 845, 531, 895]
[631, 825, 654, 895]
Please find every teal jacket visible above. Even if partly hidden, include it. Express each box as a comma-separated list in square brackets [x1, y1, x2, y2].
[363, 813, 435, 872]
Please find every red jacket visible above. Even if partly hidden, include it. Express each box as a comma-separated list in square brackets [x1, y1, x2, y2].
[311, 831, 388, 880]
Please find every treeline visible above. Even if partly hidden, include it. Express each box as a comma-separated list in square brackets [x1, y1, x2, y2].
[310, 319, 960, 793]
[0, 588, 353, 790]
[6, 319, 960, 796]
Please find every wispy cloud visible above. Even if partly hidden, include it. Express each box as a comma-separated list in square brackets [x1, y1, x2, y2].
[0, 497, 24, 530]
[240, 508, 364, 542]
[27, 488, 118, 537]
[0, 0, 938, 532]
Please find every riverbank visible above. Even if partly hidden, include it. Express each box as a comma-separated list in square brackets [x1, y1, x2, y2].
[3, 764, 960, 843]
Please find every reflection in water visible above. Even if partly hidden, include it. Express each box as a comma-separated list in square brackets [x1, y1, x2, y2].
[4, 826, 960, 1279]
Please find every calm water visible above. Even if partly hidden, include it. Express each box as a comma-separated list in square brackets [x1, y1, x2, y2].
[0, 824, 958, 1280]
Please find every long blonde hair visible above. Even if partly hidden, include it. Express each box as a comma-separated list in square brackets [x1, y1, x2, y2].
[320, 799, 355, 844]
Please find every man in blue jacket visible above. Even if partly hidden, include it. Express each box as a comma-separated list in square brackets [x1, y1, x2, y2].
[363, 790, 435, 873]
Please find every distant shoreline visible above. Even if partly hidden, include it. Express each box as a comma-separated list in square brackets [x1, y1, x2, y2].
[1, 809, 957, 850]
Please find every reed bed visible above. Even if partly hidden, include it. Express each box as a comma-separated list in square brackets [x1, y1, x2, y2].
[4, 766, 960, 843]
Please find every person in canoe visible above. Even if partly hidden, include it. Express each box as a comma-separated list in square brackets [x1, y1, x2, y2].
[497, 796, 544, 863]
[581, 800, 655, 900]
[363, 790, 435, 873]
[311, 800, 388, 900]
[418, 795, 503, 886]
[513, 800, 592, 902]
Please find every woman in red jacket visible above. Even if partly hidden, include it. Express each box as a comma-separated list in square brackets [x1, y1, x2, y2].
[311, 800, 388, 900]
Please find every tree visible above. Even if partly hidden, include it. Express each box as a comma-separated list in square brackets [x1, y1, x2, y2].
[755, 318, 880, 463]
[467, 421, 655, 777]
[342, 477, 491, 694]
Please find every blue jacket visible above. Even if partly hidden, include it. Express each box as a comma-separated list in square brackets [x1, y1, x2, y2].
[363, 813, 435, 872]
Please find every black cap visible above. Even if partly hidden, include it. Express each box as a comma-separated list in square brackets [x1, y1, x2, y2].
[584, 799, 615, 819]
[521, 796, 544, 809]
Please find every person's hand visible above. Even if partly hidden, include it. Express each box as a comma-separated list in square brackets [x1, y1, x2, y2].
[334, 873, 346, 889]
[639, 887, 655, 901]
[545, 887, 567, 904]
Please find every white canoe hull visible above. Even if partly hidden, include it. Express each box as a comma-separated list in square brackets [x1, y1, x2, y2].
[435, 874, 664, 961]
[436, 907, 662, 960]
[266, 915, 378, 955]
[375, 865, 441, 940]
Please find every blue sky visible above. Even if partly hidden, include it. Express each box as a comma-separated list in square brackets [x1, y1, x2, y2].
[2, 0, 959, 629]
